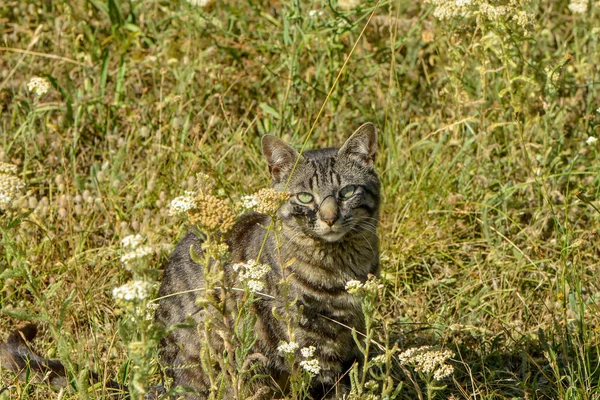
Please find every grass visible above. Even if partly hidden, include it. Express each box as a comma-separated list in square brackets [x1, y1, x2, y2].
[1, 0, 600, 398]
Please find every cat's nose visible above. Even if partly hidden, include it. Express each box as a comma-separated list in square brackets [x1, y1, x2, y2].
[319, 196, 338, 226]
[321, 216, 338, 226]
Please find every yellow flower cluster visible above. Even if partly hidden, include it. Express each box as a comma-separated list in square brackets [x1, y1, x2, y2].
[254, 188, 290, 215]
[0, 163, 25, 211]
[188, 190, 236, 233]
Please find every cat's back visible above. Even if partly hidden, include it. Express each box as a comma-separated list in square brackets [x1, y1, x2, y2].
[226, 212, 274, 262]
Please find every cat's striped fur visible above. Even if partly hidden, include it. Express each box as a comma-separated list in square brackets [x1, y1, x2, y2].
[157, 122, 381, 398]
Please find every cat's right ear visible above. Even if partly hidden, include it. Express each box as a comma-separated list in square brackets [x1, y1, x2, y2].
[261, 135, 302, 183]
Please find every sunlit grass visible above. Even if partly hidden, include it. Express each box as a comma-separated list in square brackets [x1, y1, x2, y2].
[1, 0, 600, 398]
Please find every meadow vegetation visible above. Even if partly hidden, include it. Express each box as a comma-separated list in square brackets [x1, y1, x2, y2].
[1, 0, 600, 398]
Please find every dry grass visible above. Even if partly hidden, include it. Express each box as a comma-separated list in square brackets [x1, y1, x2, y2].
[1, 0, 600, 398]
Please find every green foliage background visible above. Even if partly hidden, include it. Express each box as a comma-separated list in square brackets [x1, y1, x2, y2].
[1, 0, 600, 398]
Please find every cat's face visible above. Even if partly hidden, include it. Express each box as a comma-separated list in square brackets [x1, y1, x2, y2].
[262, 123, 380, 243]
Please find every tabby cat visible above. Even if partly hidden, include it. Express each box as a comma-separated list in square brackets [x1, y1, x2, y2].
[156, 122, 381, 398]
[0, 123, 381, 399]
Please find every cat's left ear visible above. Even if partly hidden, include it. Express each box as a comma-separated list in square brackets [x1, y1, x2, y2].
[338, 122, 378, 168]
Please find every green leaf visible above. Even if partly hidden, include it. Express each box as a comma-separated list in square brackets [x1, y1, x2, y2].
[107, 0, 124, 27]
[259, 103, 281, 120]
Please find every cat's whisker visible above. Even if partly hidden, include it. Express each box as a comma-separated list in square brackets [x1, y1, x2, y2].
[360, 216, 380, 222]
[346, 222, 378, 237]
[348, 226, 377, 258]
[280, 228, 307, 251]
[281, 233, 304, 252]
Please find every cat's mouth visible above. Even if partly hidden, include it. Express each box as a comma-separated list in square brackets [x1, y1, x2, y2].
[319, 231, 345, 242]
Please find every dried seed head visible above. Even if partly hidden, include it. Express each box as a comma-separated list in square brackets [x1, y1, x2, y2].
[188, 191, 235, 233]
[254, 188, 290, 215]
[0, 170, 25, 210]
[195, 172, 215, 192]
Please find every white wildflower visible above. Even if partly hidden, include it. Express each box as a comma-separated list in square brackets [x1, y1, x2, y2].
[145, 302, 159, 320]
[363, 278, 383, 294]
[113, 280, 152, 301]
[299, 359, 321, 374]
[120, 245, 154, 265]
[479, 3, 508, 20]
[345, 278, 382, 295]
[232, 259, 271, 293]
[433, 363, 455, 380]
[0, 193, 11, 209]
[337, 19, 350, 28]
[338, 0, 360, 10]
[0, 163, 17, 175]
[277, 341, 299, 355]
[345, 280, 364, 293]
[27, 77, 50, 96]
[201, 241, 229, 257]
[308, 9, 325, 18]
[130, 302, 159, 322]
[364, 380, 379, 391]
[185, 0, 213, 7]
[301, 346, 316, 358]
[246, 279, 265, 293]
[240, 194, 260, 210]
[398, 346, 455, 381]
[586, 136, 597, 145]
[430, 1, 471, 20]
[568, 0, 588, 14]
[371, 354, 387, 365]
[169, 191, 197, 215]
[121, 234, 144, 249]
[427, 0, 533, 27]
[513, 10, 533, 29]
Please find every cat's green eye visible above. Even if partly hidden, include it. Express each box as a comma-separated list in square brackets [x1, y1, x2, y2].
[339, 185, 356, 199]
[297, 192, 314, 204]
